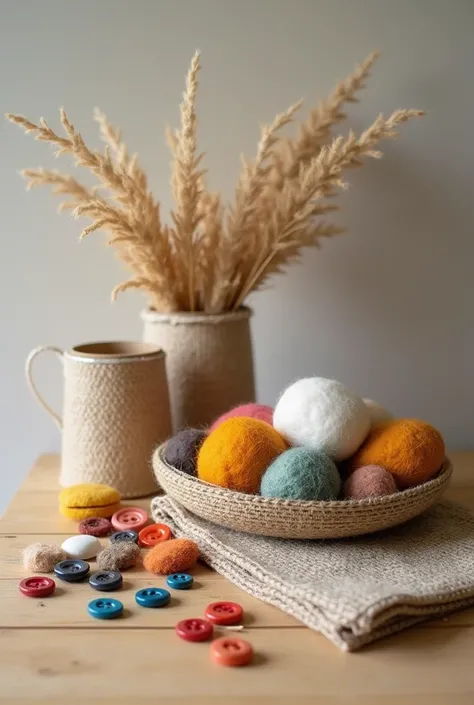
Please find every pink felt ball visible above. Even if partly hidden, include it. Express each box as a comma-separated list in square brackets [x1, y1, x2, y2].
[209, 403, 274, 432]
[344, 465, 398, 500]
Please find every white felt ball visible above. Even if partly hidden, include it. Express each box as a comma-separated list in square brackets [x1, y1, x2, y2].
[363, 398, 393, 427]
[273, 377, 370, 461]
[61, 535, 102, 560]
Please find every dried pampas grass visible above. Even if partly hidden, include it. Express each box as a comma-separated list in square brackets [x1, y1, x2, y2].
[7, 51, 424, 313]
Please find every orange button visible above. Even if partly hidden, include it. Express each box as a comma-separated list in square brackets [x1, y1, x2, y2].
[111, 507, 148, 533]
[138, 523, 172, 547]
[210, 637, 253, 667]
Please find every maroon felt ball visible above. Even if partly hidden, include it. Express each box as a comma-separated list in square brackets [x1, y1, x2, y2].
[344, 465, 398, 500]
[78, 517, 112, 537]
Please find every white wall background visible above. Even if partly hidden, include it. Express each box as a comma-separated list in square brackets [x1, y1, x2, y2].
[1, 0, 473, 511]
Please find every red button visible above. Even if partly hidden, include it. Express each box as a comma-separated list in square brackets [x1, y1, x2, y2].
[210, 637, 253, 667]
[175, 618, 214, 642]
[111, 507, 148, 532]
[205, 601, 243, 626]
[19, 577, 56, 598]
[138, 523, 172, 547]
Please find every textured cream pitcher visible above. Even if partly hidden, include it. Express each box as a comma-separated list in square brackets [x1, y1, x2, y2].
[26, 341, 172, 497]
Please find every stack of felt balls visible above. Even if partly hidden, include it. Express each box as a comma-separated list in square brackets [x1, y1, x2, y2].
[164, 377, 446, 502]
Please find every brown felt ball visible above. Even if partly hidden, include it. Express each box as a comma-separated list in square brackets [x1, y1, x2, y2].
[22, 543, 67, 573]
[344, 465, 398, 500]
[96, 541, 140, 571]
[164, 428, 207, 476]
[143, 538, 199, 575]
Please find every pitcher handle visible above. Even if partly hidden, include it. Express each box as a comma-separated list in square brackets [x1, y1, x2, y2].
[25, 345, 64, 430]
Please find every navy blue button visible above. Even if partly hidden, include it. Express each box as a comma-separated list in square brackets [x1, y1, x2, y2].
[88, 597, 123, 619]
[135, 587, 170, 608]
[166, 573, 194, 590]
[110, 530, 139, 544]
[54, 559, 90, 582]
[89, 571, 123, 592]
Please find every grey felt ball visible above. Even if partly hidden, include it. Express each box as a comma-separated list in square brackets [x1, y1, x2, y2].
[164, 428, 207, 476]
[260, 447, 341, 501]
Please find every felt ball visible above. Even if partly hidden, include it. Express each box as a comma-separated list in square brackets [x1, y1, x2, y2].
[197, 417, 287, 493]
[22, 543, 67, 573]
[96, 542, 140, 571]
[273, 377, 370, 461]
[61, 535, 102, 560]
[260, 447, 341, 501]
[59, 483, 121, 521]
[78, 516, 112, 537]
[363, 398, 393, 427]
[143, 538, 199, 575]
[164, 428, 207, 476]
[344, 465, 397, 499]
[347, 419, 445, 488]
[209, 403, 274, 432]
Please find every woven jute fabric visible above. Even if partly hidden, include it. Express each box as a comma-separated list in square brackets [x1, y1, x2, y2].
[151, 495, 474, 651]
[61, 353, 171, 497]
[141, 307, 255, 431]
[152, 446, 453, 539]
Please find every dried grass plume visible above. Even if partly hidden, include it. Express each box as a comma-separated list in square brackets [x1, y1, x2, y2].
[6, 51, 424, 312]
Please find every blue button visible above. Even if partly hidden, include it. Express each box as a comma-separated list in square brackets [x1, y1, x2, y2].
[166, 573, 194, 590]
[54, 559, 90, 583]
[110, 530, 139, 544]
[135, 587, 170, 608]
[89, 571, 123, 592]
[88, 598, 123, 619]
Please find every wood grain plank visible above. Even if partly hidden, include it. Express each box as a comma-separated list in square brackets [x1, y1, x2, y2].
[9, 693, 472, 705]
[3, 483, 474, 533]
[1, 626, 474, 701]
[2, 453, 474, 703]
[0, 533, 210, 577]
[0, 490, 155, 534]
[0, 577, 298, 629]
[3, 452, 474, 533]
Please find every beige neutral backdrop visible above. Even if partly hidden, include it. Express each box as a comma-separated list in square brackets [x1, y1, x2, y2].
[1, 0, 473, 511]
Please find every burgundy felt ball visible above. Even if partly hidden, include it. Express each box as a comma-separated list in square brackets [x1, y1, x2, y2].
[344, 465, 398, 500]
[209, 403, 274, 432]
[164, 428, 207, 476]
[78, 517, 112, 537]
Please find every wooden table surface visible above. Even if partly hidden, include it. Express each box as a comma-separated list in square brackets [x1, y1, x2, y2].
[2, 454, 474, 704]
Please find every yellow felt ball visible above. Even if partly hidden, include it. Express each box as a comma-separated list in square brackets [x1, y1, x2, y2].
[59, 483, 121, 521]
[197, 417, 287, 493]
[347, 419, 445, 488]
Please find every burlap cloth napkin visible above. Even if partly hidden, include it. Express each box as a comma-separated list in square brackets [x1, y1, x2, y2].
[151, 496, 474, 650]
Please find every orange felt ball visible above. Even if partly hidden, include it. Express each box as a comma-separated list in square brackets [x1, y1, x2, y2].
[347, 419, 445, 488]
[143, 538, 199, 575]
[197, 417, 287, 493]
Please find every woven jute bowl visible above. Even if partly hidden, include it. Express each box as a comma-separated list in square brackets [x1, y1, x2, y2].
[152, 445, 453, 539]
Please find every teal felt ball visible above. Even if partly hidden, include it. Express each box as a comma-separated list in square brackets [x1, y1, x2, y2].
[260, 447, 341, 501]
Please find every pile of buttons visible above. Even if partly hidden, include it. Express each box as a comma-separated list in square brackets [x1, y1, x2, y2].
[19, 505, 254, 667]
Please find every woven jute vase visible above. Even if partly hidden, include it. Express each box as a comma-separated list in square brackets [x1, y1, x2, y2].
[26, 341, 172, 498]
[152, 445, 453, 539]
[141, 307, 255, 431]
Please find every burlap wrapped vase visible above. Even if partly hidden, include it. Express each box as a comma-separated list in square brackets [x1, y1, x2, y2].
[141, 307, 255, 431]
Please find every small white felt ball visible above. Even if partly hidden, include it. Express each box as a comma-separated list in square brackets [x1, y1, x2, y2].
[273, 377, 370, 461]
[61, 535, 102, 560]
[363, 398, 393, 427]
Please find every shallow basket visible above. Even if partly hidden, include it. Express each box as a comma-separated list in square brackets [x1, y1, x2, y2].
[152, 445, 453, 539]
